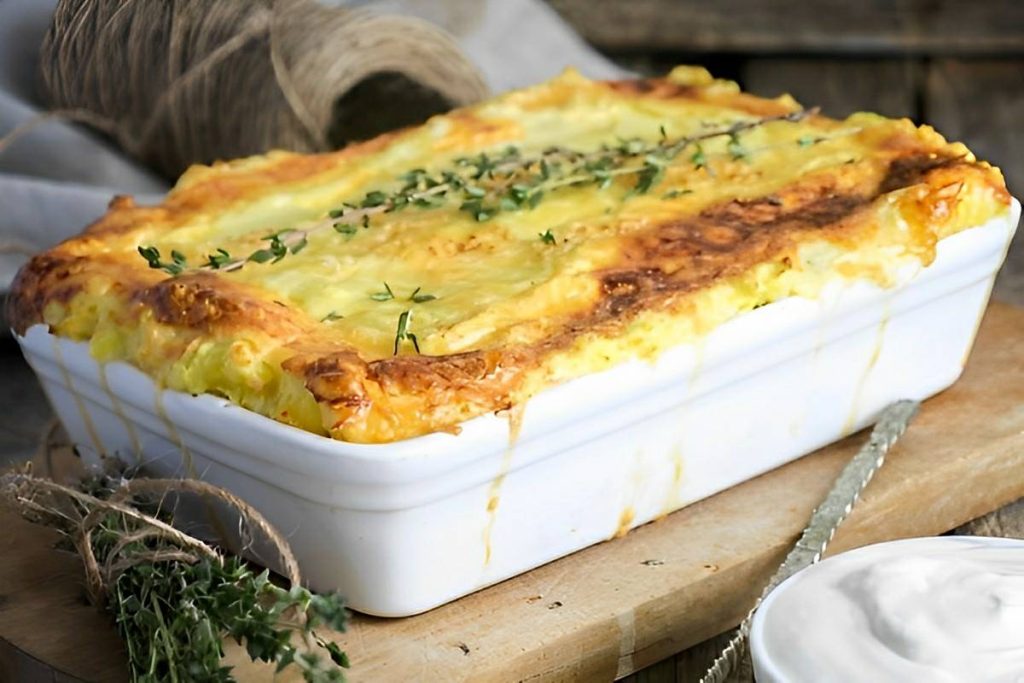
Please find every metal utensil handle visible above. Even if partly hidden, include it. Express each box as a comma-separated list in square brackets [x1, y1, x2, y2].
[699, 399, 920, 683]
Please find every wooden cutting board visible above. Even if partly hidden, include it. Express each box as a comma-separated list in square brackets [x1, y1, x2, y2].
[3, 302, 1024, 683]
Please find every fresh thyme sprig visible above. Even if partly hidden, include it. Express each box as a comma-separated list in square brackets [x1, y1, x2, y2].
[393, 309, 419, 355]
[370, 283, 436, 304]
[138, 246, 188, 275]
[112, 555, 349, 682]
[408, 286, 436, 303]
[138, 108, 819, 276]
[1, 469, 351, 682]
[316, 285, 436, 342]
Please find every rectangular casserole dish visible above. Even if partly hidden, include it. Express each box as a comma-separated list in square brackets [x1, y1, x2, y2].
[15, 199, 1019, 616]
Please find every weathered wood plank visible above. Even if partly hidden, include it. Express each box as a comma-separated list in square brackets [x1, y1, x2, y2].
[958, 499, 1024, 539]
[0, 520, 127, 682]
[548, 0, 1024, 55]
[925, 60, 1024, 303]
[626, 655, 675, 683]
[742, 59, 920, 121]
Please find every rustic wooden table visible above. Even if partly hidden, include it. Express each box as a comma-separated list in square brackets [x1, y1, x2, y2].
[1, 4, 1022, 680]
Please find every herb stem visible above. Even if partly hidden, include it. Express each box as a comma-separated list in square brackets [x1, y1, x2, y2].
[150, 592, 181, 683]
[143, 108, 820, 275]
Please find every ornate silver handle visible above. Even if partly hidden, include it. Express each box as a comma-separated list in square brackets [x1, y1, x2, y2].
[700, 399, 920, 683]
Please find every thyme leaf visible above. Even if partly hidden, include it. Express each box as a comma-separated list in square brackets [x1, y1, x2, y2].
[370, 282, 395, 301]
[690, 144, 707, 170]
[138, 246, 187, 276]
[204, 248, 233, 269]
[393, 310, 420, 355]
[333, 223, 357, 238]
[409, 286, 436, 303]
[727, 132, 748, 161]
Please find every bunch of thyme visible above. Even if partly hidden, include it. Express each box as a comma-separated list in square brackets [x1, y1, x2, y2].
[110, 553, 349, 682]
[1, 468, 350, 682]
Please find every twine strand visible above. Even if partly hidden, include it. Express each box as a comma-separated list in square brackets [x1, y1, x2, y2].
[0, 108, 122, 157]
[267, 3, 325, 151]
[0, 466, 303, 609]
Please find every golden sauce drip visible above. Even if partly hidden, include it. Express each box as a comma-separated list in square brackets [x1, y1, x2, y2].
[482, 402, 527, 566]
[653, 339, 705, 522]
[613, 506, 636, 538]
[688, 337, 707, 396]
[98, 364, 143, 464]
[51, 336, 107, 459]
[657, 447, 687, 521]
[154, 390, 195, 474]
[843, 304, 890, 436]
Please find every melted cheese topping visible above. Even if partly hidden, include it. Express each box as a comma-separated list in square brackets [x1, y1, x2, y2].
[12, 66, 1011, 442]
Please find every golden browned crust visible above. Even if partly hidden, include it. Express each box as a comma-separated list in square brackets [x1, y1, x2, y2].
[8, 71, 1012, 443]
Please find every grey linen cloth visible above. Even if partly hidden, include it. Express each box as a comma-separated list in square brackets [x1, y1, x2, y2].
[0, 0, 625, 290]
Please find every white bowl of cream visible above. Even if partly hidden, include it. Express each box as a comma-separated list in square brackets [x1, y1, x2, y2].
[750, 536, 1024, 683]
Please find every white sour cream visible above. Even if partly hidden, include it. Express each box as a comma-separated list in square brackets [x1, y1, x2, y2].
[750, 536, 1024, 683]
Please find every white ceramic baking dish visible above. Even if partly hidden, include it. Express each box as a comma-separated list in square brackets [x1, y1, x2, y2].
[14, 200, 1020, 617]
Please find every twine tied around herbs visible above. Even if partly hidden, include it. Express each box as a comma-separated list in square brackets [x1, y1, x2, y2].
[0, 420, 302, 610]
[10, 0, 489, 179]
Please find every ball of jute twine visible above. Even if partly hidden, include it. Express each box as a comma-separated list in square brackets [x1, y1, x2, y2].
[33, 0, 489, 178]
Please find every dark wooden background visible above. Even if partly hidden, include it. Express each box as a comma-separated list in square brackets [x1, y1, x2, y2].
[545, 2, 1024, 680]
